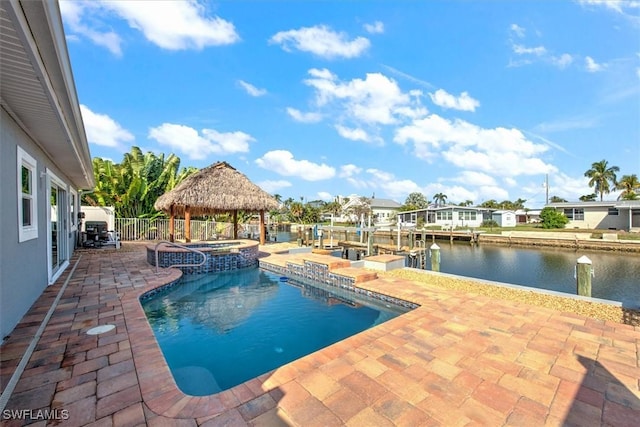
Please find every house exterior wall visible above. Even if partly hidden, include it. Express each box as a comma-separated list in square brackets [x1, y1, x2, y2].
[554, 206, 626, 230]
[398, 208, 484, 228]
[371, 207, 397, 225]
[0, 108, 79, 339]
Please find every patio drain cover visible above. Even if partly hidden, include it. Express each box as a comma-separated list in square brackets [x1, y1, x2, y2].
[86, 324, 116, 335]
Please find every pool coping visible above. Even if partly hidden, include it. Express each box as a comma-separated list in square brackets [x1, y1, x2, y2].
[122, 250, 426, 419]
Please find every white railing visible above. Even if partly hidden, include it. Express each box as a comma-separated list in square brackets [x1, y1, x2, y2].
[113, 218, 263, 241]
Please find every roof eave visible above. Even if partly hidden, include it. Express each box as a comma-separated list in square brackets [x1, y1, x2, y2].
[2, 0, 94, 189]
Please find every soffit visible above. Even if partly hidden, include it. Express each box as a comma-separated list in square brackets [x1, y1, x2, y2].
[0, 2, 93, 189]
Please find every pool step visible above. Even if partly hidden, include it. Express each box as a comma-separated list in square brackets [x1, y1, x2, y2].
[259, 252, 379, 286]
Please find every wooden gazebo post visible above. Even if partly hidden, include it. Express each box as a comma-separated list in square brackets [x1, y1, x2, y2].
[169, 205, 175, 242]
[259, 210, 266, 245]
[233, 210, 238, 239]
[185, 205, 191, 243]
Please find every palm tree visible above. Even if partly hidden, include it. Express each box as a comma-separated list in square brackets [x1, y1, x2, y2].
[480, 199, 498, 209]
[616, 174, 640, 200]
[325, 199, 342, 219]
[584, 159, 620, 201]
[289, 202, 304, 224]
[433, 193, 447, 206]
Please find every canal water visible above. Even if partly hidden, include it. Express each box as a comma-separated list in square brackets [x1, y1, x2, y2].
[272, 228, 640, 308]
[429, 242, 640, 308]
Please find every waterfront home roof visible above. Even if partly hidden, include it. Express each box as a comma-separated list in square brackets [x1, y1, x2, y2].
[0, 1, 94, 189]
[547, 201, 640, 209]
[370, 198, 402, 209]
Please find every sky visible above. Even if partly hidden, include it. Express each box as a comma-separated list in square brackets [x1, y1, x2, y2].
[59, 0, 640, 208]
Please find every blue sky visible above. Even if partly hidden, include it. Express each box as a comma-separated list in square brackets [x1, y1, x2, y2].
[60, 0, 639, 207]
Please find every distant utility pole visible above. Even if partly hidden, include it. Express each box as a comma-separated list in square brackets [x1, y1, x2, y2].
[545, 174, 549, 205]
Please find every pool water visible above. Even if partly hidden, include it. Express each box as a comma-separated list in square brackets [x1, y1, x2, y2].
[142, 268, 407, 396]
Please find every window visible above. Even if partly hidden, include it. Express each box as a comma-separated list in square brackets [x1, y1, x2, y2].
[564, 208, 584, 221]
[461, 211, 477, 221]
[608, 208, 619, 216]
[437, 211, 453, 221]
[17, 146, 38, 242]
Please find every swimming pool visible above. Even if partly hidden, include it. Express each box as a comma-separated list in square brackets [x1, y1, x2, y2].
[141, 267, 410, 396]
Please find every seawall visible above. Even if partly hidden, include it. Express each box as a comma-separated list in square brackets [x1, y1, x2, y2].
[478, 231, 640, 253]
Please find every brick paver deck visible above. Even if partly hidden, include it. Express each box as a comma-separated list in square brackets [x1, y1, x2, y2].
[1, 243, 638, 426]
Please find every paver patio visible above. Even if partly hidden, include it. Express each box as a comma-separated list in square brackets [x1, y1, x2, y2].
[1, 242, 638, 426]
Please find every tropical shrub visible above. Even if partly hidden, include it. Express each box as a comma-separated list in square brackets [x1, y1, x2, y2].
[539, 207, 569, 229]
[83, 147, 197, 218]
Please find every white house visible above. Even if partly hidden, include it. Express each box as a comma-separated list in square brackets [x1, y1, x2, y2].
[370, 198, 402, 226]
[397, 205, 487, 229]
[492, 210, 517, 227]
[0, 0, 94, 339]
[547, 201, 640, 231]
[336, 194, 402, 226]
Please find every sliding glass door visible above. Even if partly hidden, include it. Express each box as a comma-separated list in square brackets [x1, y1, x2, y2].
[48, 171, 68, 283]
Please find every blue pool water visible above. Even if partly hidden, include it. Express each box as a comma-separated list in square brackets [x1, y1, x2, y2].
[142, 268, 407, 396]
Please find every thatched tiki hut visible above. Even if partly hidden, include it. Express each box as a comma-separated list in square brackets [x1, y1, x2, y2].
[154, 161, 279, 244]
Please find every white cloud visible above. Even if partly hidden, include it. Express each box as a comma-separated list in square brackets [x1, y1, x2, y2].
[80, 105, 134, 148]
[452, 171, 497, 188]
[339, 164, 362, 178]
[357, 168, 421, 201]
[585, 56, 605, 72]
[512, 44, 547, 56]
[258, 180, 292, 193]
[269, 25, 370, 59]
[507, 24, 581, 71]
[550, 53, 574, 69]
[317, 191, 333, 201]
[503, 177, 518, 187]
[335, 125, 372, 142]
[148, 123, 254, 160]
[363, 21, 385, 34]
[60, 0, 239, 54]
[394, 114, 556, 177]
[255, 150, 335, 181]
[238, 80, 267, 97]
[60, 1, 123, 56]
[429, 89, 480, 112]
[286, 107, 323, 123]
[339, 164, 368, 188]
[303, 69, 417, 125]
[577, 0, 640, 15]
[510, 24, 526, 38]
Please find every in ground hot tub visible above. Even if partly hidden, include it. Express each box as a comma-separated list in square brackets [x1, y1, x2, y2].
[147, 240, 259, 274]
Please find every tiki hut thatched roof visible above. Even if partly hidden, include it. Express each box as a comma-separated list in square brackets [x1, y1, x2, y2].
[154, 161, 279, 217]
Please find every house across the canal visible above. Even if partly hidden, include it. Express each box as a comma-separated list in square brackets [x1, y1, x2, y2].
[547, 201, 640, 231]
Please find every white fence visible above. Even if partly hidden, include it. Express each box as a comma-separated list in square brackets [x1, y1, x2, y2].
[113, 218, 262, 241]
